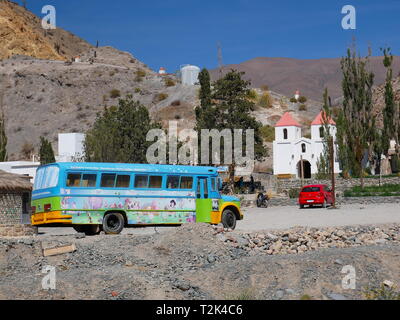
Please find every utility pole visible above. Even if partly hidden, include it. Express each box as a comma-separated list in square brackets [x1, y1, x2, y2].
[217, 41, 224, 76]
[300, 155, 304, 187]
[329, 136, 336, 208]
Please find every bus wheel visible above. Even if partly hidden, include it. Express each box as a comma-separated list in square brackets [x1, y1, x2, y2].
[73, 225, 101, 236]
[103, 212, 125, 234]
[221, 209, 237, 230]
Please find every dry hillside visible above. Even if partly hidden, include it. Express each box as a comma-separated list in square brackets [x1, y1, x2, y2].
[210, 56, 400, 101]
[0, 0, 92, 61]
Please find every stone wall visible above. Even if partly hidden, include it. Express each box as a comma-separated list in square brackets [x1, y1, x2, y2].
[0, 193, 36, 237]
[267, 196, 400, 207]
[0, 224, 37, 237]
[275, 176, 400, 195]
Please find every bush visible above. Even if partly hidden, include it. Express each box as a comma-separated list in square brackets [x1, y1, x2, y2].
[258, 92, 272, 108]
[247, 89, 258, 101]
[288, 188, 300, 199]
[164, 78, 176, 87]
[171, 100, 181, 106]
[290, 97, 298, 103]
[155, 93, 168, 102]
[299, 104, 307, 111]
[260, 125, 275, 142]
[298, 96, 307, 103]
[364, 284, 400, 300]
[134, 87, 142, 94]
[109, 89, 121, 99]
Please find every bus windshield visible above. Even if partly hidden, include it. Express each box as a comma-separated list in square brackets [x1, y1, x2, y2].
[33, 165, 59, 190]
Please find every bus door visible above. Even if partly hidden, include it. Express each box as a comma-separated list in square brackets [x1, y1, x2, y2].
[196, 177, 211, 223]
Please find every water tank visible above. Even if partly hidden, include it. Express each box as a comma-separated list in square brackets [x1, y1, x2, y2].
[180, 65, 200, 85]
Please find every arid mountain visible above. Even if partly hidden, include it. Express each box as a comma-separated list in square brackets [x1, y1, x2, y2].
[0, 0, 92, 61]
[210, 56, 400, 101]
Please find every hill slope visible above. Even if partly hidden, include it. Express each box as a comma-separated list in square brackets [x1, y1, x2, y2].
[0, 0, 92, 61]
[210, 56, 400, 101]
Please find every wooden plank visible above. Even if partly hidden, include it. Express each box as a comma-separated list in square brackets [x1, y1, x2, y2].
[43, 243, 76, 257]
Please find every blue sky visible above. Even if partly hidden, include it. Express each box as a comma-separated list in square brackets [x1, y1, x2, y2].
[26, 0, 400, 72]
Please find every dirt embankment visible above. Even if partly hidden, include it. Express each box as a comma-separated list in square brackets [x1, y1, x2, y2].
[1, 223, 400, 300]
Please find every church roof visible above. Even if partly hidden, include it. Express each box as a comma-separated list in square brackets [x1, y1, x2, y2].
[311, 111, 336, 125]
[275, 112, 302, 127]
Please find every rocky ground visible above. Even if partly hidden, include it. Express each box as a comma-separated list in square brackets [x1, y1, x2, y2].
[1, 223, 399, 300]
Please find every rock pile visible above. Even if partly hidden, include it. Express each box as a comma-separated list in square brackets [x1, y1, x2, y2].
[215, 224, 400, 255]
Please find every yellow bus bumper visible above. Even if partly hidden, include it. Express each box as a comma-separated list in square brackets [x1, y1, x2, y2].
[31, 211, 72, 225]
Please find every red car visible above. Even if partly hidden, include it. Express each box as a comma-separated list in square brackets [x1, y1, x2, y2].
[298, 184, 333, 208]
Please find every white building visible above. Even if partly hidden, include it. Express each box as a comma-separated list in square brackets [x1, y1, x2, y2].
[0, 161, 40, 183]
[0, 133, 86, 183]
[56, 133, 85, 162]
[273, 111, 341, 178]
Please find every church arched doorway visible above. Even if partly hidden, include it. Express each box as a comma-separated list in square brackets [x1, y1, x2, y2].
[297, 160, 311, 179]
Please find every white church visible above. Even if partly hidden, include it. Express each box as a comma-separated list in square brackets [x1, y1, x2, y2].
[273, 111, 341, 178]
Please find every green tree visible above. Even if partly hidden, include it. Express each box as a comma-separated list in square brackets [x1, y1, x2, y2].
[39, 136, 55, 165]
[206, 70, 267, 186]
[316, 89, 332, 180]
[0, 96, 7, 162]
[84, 95, 160, 163]
[338, 47, 375, 187]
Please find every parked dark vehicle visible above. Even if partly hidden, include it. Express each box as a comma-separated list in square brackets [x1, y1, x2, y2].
[298, 184, 333, 208]
[256, 192, 269, 208]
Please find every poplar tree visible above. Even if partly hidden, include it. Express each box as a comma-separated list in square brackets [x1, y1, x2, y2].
[316, 88, 333, 179]
[39, 136, 55, 165]
[339, 48, 375, 187]
[0, 90, 7, 162]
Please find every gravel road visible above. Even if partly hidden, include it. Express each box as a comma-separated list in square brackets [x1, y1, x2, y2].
[36, 203, 400, 236]
[238, 203, 400, 232]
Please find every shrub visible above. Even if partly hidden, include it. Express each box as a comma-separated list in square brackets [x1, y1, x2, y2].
[156, 93, 168, 102]
[258, 92, 273, 108]
[109, 89, 121, 99]
[171, 100, 181, 106]
[298, 96, 307, 103]
[290, 97, 298, 103]
[134, 87, 142, 94]
[299, 104, 307, 111]
[164, 78, 176, 87]
[260, 125, 275, 142]
[288, 188, 300, 199]
[174, 114, 181, 120]
[363, 284, 400, 300]
[247, 89, 258, 101]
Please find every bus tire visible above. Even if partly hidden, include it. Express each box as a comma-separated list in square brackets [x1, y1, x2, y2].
[221, 209, 237, 230]
[73, 225, 101, 236]
[102, 212, 125, 235]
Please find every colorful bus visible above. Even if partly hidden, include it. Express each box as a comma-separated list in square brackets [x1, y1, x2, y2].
[31, 163, 243, 235]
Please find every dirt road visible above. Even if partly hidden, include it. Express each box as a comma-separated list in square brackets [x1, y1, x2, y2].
[36, 203, 400, 237]
[238, 203, 400, 231]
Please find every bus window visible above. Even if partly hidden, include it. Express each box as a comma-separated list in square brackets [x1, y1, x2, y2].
[81, 174, 97, 187]
[134, 175, 148, 188]
[167, 176, 180, 189]
[204, 179, 209, 198]
[149, 176, 162, 188]
[101, 173, 116, 188]
[116, 175, 130, 188]
[211, 178, 216, 191]
[180, 176, 193, 189]
[67, 173, 81, 187]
